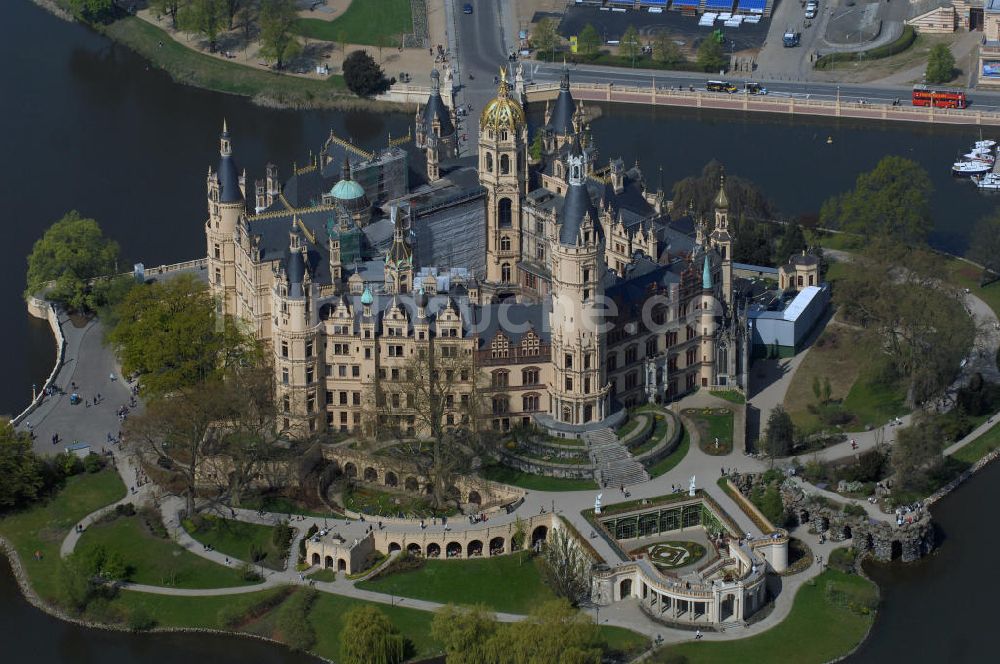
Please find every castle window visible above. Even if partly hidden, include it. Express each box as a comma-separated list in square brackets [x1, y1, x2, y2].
[565, 376, 573, 391]
[535, 244, 545, 261]
[281, 341, 289, 358]
[214, 244, 220, 259]
[500, 236, 511, 251]
[282, 368, 289, 385]
[564, 353, 573, 369]
[584, 377, 591, 394]
[625, 345, 637, 364]
[498, 198, 512, 228]
[307, 392, 316, 413]
[798, 275, 804, 287]
[501, 263, 511, 283]
[306, 341, 314, 358]
[491, 333, 509, 359]
[522, 393, 539, 412]
[573, 165, 580, 179]
[440, 345, 457, 358]
[500, 154, 510, 174]
[522, 368, 539, 385]
[521, 331, 539, 356]
[646, 338, 658, 358]
[215, 268, 221, 285]
[492, 395, 509, 415]
[306, 366, 314, 383]
[491, 370, 509, 388]
[607, 354, 617, 372]
[486, 152, 493, 172]
[282, 395, 290, 413]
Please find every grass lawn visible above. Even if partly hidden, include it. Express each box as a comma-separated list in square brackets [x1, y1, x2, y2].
[842, 364, 908, 429]
[105, 17, 347, 101]
[310, 592, 438, 661]
[631, 414, 669, 456]
[294, 0, 413, 45]
[344, 484, 457, 518]
[647, 427, 690, 478]
[942, 257, 1000, 320]
[308, 568, 338, 583]
[77, 515, 258, 588]
[357, 554, 556, 614]
[183, 515, 290, 571]
[241, 493, 343, 518]
[709, 390, 745, 404]
[653, 569, 877, 664]
[0, 469, 125, 603]
[951, 420, 1000, 464]
[600, 626, 650, 658]
[110, 586, 291, 628]
[686, 409, 733, 456]
[480, 464, 598, 491]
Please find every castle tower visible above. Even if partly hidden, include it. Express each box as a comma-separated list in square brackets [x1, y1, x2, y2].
[206, 119, 244, 315]
[416, 68, 456, 174]
[427, 134, 440, 182]
[384, 206, 413, 294]
[544, 64, 577, 151]
[479, 68, 528, 297]
[548, 138, 610, 426]
[699, 254, 717, 389]
[708, 174, 733, 305]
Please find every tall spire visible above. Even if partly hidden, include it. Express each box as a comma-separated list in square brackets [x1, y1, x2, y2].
[714, 169, 729, 210]
[703, 255, 712, 291]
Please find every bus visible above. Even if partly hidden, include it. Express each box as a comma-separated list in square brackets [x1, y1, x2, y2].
[912, 85, 967, 109]
[707, 80, 738, 94]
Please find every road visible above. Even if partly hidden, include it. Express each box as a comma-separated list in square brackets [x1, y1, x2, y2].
[524, 60, 1000, 113]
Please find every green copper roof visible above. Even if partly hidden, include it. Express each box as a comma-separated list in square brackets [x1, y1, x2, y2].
[703, 255, 712, 290]
[361, 286, 373, 305]
[331, 178, 366, 201]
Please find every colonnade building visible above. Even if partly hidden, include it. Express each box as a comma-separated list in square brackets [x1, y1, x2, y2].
[205, 68, 748, 438]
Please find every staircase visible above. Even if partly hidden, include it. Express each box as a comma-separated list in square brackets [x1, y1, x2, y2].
[587, 428, 649, 487]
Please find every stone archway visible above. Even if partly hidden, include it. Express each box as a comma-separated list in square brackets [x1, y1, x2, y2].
[842, 525, 853, 540]
[467, 540, 483, 557]
[324, 556, 334, 569]
[389, 542, 401, 553]
[531, 525, 548, 548]
[364, 467, 378, 482]
[720, 594, 735, 622]
[799, 509, 810, 525]
[312, 553, 320, 566]
[344, 462, 357, 478]
[338, 558, 346, 572]
[468, 490, 482, 505]
[427, 543, 441, 558]
[407, 543, 422, 556]
[489, 536, 505, 555]
[446, 541, 462, 558]
[619, 578, 633, 599]
[891, 540, 903, 560]
[405, 476, 419, 492]
[385, 471, 398, 487]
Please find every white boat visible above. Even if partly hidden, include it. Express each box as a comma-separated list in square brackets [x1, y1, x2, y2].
[953, 160, 992, 176]
[975, 172, 1000, 190]
[964, 151, 995, 163]
[975, 139, 996, 150]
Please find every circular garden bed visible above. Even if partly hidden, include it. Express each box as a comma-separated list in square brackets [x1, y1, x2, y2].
[634, 540, 707, 571]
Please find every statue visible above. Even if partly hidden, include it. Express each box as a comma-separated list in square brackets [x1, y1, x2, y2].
[689, 475, 696, 497]
[594, 493, 603, 515]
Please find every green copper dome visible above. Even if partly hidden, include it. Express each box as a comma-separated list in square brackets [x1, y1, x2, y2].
[360, 286, 374, 306]
[331, 178, 366, 201]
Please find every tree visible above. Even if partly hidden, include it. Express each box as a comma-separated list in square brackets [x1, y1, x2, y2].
[489, 600, 603, 664]
[697, 38, 726, 73]
[258, 0, 301, 69]
[150, 0, 187, 29]
[339, 605, 405, 664]
[967, 210, 1000, 284]
[0, 423, 44, 511]
[652, 32, 683, 66]
[343, 50, 390, 97]
[577, 24, 600, 57]
[367, 344, 490, 509]
[540, 527, 592, 606]
[178, 0, 228, 52]
[529, 128, 544, 161]
[892, 413, 945, 491]
[925, 43, 956, 85]
[671, 161, 773, 226]
[107, 273, 249, 397]
[532, 18, 560, 60]
[621, 25, 641, 66]
[819, 156, 933, 246]
[431, 604, 498, 664]
[125, 379, 230, 516]
[26, 211, 121, 312]
[68, 0, 115, 22]
[775, 223, 806, 265]
[224, 0, 242, 30]
[765, 406, 794, 457]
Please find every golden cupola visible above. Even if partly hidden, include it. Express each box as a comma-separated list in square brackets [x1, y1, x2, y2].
[480, 68, 525, 132]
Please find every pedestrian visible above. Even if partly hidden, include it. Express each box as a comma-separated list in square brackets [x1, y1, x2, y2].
[695, 629, 703, 640]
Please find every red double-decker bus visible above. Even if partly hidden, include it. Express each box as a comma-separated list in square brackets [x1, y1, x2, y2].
[912, 85, 967, 109]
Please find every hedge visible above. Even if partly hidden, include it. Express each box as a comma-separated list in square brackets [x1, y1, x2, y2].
[814, 26, 916, 70]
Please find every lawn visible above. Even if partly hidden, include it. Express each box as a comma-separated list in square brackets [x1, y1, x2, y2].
[77, 515, 258, 588]
[343, 484, 458, 518]
[105, 17, 347, 102]
[653, 569, 877, 664]
[182, 515, 290, 571]
[241, 493, 343, 518]
[309, 592, 439, 661]
[0, 469, 125, 603]
[709, 390, 745, 404]
[942, 257, 1000, 320]
[357, 554, 556, 614]
[294, 0, 413, 46]
[631, 414, 669, 456]
[480, 464, 598, 492]
[600, 625, 650, 658]
[308, 568, 338, 583]
[951, 420, 1000, 464]
[685, 409, 733, 456]
[647, 427, 690, 478]
[110, 585, 292, 628]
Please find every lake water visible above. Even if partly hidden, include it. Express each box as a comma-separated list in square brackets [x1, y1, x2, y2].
[3, 1, 997, 662]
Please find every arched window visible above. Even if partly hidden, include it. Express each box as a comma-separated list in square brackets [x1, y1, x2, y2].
[573, 165, 580, 180]
[492, 395, 509, 415]
[522, 367, 539, 385]
[491, 370, 509, 388]
[500, 154, 510, 174]
[500, 235, 511, 251]
[486, 152, 493, 172]
[501, 263, 511, 283]
[498, 198, 513, 228]
[522, 393, 539, 412]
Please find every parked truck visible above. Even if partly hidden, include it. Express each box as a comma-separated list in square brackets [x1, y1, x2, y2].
[783, 31, 801, 47]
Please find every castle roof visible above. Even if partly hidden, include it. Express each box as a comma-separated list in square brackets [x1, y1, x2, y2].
[547, 68, 576, 135]
[559, 180, 601, 246]
[422, 69, 455, 136]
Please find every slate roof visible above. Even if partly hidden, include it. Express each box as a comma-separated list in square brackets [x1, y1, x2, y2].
[547, 69, 576, 136]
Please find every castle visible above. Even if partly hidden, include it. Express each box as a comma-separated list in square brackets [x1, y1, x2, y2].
[205, 68, 749, 439]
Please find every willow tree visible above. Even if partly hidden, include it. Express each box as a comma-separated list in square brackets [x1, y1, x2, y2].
[339, 605, 405, 664]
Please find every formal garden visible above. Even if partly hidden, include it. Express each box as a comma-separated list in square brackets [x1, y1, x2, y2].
[631, 540, 707, 571]
[684, 407, 734, 456]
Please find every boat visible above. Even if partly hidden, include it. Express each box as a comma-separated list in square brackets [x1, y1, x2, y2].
[953, 160, 992, 176]
[975, 172, 1000, 190]
[975, 139, 997, 150]
[964, 151, 995, 163]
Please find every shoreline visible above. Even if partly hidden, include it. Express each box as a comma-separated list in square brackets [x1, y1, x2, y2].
[0, 534, 332, 663]
[28, 0, 413, 114]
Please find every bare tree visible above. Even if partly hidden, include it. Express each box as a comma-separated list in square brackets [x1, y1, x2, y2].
[540, 527, 593, 606]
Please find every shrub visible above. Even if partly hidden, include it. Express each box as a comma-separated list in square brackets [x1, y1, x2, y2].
[828, 547, 857, 574]
[299, 523, 318, 563]
[342, 50, 389, 97]
[273, 521, 294, 549]
[277, 589, 318, 651]
[843, 503, 867, 518]
[237, 563, 264, 583]
[217, 587, 294, 628]
[83, 453, 106, 473]
[127, 606, 156, 632]
[815, 26, 915, 69]
[138, 505, 168, 538]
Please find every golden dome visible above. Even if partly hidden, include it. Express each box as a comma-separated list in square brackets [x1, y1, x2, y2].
[480, 68, 525, 132]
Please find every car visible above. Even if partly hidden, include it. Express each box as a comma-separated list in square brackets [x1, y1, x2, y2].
[782, 31, 800, 47]
[463, 3, 473, 13]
